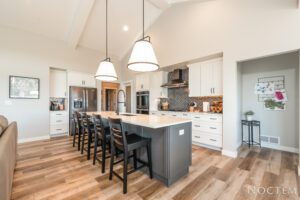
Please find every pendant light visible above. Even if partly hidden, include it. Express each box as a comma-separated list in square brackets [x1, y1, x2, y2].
[127, 0, 159, 72]
[95, 0, 118, 81]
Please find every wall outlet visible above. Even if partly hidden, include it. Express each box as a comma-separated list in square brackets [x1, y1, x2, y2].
[179, 129, 184, 135]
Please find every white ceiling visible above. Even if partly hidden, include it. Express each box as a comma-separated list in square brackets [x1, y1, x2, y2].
[0, 0, 210, 60]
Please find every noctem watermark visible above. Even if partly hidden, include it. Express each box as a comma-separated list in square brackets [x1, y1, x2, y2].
[247, 186, 298, 195]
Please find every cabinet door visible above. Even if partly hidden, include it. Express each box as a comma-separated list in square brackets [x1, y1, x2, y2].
[135, 74, 142, 91]
[68, 71, 96, 88]
[82, 73, 96, 88]
[188, 63, 201, 97]
[142, 73, 150, 91]
[200, 62, 213, 96]
[212, 59, 223, 96]
[135, 73, 150, 91]
[149, 71, 168, 111]
[67, 71, 84, 87]
[50, 69, 67, 97]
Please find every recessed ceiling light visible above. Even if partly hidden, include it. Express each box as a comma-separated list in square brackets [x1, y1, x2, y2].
[123, 25, 129, 32]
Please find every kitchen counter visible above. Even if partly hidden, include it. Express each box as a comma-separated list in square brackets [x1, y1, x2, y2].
[86, 111, 192, 187]
[86, 111, 192, 129]
[151, 110, 223, 115]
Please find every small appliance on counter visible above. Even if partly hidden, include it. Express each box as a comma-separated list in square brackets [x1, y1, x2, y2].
[161, 100, 169, 111]
[203, 102, 210, 112]
[189, 102, 197, 112]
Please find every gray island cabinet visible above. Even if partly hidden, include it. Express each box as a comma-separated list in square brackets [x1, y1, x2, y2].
[87, 111, 192, 186]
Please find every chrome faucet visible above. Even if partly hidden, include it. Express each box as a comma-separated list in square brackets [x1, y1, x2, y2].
[116, 89, 126, 115]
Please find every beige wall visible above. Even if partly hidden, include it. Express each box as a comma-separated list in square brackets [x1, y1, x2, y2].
[0, 26, 121, 141]
[121, 0, 300, 156]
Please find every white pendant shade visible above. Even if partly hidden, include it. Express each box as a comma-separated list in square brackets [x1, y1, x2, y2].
[128, 40, 159, 72]
[95, 60, 118, 81]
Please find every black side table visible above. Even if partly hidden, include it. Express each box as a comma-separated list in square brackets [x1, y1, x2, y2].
[241, 120, 261, 148]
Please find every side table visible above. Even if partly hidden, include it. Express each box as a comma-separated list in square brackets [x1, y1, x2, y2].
[241, 120, 261, 148]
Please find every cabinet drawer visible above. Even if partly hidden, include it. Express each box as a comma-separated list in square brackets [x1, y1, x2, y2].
[192, 122, 222, 135]
[50, 124, 68, 134]
[191, 114, 222, 123]
[50, 111, 67, 118]
[192, 131, 222, 148]
[204, 115, 222, 123]
[50, 116, 68, 125]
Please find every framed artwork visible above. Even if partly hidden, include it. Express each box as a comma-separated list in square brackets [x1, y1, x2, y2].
[9, 76, 40, 99]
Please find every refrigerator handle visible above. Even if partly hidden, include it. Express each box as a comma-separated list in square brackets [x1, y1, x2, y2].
[86, 90, 89, 109]
[83, 89, 86, 111]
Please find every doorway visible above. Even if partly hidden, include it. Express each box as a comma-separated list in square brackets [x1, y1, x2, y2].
[122, 80, 134, 113]
[101, 82, 120, 111]
[237, 51, 299, 153]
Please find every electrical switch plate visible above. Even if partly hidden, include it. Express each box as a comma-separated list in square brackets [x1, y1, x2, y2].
[179, 129, 184, 135]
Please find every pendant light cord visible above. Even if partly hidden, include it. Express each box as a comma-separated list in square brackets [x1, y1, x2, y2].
[143, 0, 144, 38]
[106, 0, 108, 59]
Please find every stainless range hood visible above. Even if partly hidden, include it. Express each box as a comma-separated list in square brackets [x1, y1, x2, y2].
[161, 69, 188, 88]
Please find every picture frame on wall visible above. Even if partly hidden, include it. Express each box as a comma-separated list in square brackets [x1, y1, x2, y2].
[9, 76, 40, 99]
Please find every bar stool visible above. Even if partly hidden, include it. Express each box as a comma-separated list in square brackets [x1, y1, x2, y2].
[72, 111, 82, 151]
[80, 112, 95, 160]
[108, 117, 153, 194]
[92, 114, 111, 173]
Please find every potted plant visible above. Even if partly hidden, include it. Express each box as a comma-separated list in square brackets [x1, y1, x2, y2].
[245, 111, 254, 121]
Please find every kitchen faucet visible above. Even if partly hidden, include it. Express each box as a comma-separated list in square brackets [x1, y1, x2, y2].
[116, 89, 126, 115]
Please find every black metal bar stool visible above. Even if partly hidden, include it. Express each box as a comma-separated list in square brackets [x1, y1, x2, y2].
[72, 111, 82, 151]
[241, 120, 261, 147]
[92, 114, 111, 173]
[80, 112, 95, 160]
[108, 117, 153, 194]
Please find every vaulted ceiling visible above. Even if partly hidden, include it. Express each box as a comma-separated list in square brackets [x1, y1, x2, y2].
[0, 0, 212, 60]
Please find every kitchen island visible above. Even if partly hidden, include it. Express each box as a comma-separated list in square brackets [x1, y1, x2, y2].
[87, 111, 192, 186]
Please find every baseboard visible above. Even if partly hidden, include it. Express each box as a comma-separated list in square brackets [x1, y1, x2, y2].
[18, 135, 50, 144]
[222, 149, 238, 158]
[261, 142, 299, 153]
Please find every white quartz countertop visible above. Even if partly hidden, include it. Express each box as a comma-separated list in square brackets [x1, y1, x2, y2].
[151, 110, 223, 116]
[86, 111, 192, 129]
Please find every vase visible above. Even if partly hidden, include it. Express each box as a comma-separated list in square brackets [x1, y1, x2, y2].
[246, 115, 253, 121]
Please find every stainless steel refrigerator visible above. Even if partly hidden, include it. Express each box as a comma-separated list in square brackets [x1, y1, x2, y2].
[69, 86, 97, 135]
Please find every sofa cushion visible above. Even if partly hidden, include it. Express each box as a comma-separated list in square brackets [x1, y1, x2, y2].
[0, 115, 8, 137]
[0, 115, 8, 128]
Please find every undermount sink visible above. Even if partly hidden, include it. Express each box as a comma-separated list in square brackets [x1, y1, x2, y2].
[119, 113, 137, 117]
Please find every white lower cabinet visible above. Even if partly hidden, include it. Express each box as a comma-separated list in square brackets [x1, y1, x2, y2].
[50, 111, 68, 136]
[150, 111, 223, 149]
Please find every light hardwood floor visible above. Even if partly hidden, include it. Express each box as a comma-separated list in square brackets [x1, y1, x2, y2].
[12, 136, 300, 200]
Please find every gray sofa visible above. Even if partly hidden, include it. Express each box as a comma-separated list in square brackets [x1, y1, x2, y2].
[0, 115, 18, 200]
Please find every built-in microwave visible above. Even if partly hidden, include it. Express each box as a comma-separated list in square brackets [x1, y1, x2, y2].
[136, 91, 149, 114]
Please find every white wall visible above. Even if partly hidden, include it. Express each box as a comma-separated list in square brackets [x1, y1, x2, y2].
[0, 26, 121, 141]
[121, 0, 300, 156]
[240, 52, 299, 149]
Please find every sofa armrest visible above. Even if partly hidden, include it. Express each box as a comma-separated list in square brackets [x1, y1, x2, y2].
[0, 122, 18, 200]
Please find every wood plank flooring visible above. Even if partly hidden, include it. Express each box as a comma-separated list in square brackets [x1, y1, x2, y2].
[11, 136, 300, 200]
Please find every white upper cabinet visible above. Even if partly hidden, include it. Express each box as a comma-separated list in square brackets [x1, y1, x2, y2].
[135, 73, 150, 91]
[149, 71, 168, 111]
[150, 71, 168, 98]
[211, 59, 223, 96]
[188, 63, 201, 97]
[67, 71, 96, 88]
[50, 69, 67, 98]
[188, 58, 223, 97]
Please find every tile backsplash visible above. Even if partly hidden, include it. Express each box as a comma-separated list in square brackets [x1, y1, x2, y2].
[159, 68, 222, 111]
